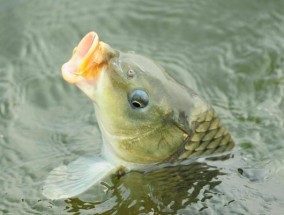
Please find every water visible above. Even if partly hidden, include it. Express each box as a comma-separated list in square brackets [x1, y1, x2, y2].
[1, 0, 284, 214]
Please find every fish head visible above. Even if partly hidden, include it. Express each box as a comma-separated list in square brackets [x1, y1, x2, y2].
[61, 32, 202, 164]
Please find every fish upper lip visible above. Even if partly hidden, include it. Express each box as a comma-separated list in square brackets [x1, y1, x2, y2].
[77, 32, 99, 62]
[77, 32, 100, 73]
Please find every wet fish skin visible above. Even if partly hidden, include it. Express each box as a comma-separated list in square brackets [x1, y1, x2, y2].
[60, 32, 235, 164]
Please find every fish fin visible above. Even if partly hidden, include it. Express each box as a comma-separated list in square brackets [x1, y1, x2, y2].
[42, 156, 116, 200]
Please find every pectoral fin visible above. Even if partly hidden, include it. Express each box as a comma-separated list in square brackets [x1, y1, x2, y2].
[42, 156, 116, 200]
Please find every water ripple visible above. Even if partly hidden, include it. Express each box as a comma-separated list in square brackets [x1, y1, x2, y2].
[1, 0, 284, 214]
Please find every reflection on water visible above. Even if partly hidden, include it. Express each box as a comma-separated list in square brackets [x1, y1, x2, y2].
[65, 157, 228, 214]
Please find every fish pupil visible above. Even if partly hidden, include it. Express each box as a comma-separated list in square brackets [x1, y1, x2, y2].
[132, 100, 142, 108]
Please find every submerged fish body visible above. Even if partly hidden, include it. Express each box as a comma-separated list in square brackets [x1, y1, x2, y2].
[43, 32, 234, 199]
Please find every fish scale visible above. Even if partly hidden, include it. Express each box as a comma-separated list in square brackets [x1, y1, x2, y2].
[179, 108, 234, 160]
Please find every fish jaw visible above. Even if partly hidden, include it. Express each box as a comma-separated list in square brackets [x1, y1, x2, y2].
[61, 32, 115, 88]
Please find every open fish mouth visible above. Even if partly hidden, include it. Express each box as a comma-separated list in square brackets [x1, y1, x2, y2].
[61, 32, 115, 84]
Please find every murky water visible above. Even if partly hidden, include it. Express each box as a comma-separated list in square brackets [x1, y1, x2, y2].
[1, 0, 284, 214]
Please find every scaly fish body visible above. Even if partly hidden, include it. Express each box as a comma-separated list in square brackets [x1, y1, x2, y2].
[43, 32, 234, 199]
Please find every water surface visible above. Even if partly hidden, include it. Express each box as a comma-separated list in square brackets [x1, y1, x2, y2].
[1, 0, 284, 214]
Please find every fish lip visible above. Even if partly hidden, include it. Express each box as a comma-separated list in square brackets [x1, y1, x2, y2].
[77, 32, 100, 71]
[62, 32, 116, 84]
[78, 32, 98, 59]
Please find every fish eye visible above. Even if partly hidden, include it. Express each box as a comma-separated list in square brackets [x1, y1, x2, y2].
[126, 69, 136, 79]
[128, 89, 149, 109]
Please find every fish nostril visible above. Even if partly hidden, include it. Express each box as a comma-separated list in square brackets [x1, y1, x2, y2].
[127, 69, 136, 79]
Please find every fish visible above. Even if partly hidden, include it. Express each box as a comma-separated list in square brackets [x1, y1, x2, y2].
[42, 32, 234, 200]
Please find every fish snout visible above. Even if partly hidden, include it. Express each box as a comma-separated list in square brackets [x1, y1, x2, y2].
[61, 32, 115, 84]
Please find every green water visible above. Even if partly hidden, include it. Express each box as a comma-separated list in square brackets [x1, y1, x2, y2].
[1, 0, 284, 214]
